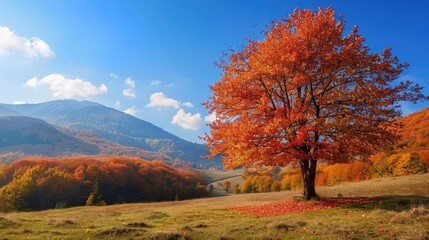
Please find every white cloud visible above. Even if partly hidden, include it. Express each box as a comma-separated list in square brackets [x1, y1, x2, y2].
[23, 74, 108, 98]
[147, 92, 180, 109]
[204, 112, 217, 123]
[124, 106, 138, 116]
[146, 92, 195, 109]
[0, 26, 54, 58]
[110, 72, 119, 79]
[125, 77, 135, 88]
[122, 88, 136, 98]
[182, 102, 194, 108]
[13, 101, 26, 105]
[165, 83, 174, 88]
[122, 77, 137, 98]
[114, 101, 121, 108]
[99, 84, 108, 93]
[150, 80, 162, 86]
[172, 108, 203, 130]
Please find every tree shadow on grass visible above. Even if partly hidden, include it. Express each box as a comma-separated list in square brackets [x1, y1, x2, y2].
[338, 195, 429, 212]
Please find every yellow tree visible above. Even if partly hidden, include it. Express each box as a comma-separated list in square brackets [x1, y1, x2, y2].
[204, 7, 427, 200]
[218, 180, 232, 193]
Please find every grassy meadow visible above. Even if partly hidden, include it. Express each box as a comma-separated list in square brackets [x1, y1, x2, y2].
[197, 169, 243, 184]
[197, 169, 244, 196]
[0, 173, 428, 239]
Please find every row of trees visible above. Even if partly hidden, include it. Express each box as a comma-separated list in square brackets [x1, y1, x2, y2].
[0, 156, 209, 211]
[372, 152, 426, 177]
[240, 152, 425, 193]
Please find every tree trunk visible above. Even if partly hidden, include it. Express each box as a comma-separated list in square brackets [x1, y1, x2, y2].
[300, 159, 318, 200]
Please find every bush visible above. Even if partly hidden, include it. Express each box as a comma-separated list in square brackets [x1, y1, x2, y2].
[232, 184, 241, 194]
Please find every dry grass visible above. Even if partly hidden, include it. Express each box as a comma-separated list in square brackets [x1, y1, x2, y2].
[210, 176, 244, 196]
[197, 169, 243, 184]
[198, 169, 244, 196]
[0, 173, 428, 239]
[317, 172, 429, 197]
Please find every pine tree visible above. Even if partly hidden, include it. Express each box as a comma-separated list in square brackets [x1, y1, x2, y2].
[86, 179, 105, 206]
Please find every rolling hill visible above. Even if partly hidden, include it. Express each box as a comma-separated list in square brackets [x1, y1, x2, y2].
[0, 116, 100, 161]
[60, 127, 185, 166]
[0, 100, 221, 168]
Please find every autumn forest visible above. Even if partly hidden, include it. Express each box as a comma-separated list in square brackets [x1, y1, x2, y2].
[0, 157, 208, 211]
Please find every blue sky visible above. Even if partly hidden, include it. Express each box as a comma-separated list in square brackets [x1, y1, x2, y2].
[0, 1, 428, 143]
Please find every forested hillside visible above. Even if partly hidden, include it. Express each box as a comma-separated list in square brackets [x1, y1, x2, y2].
[0, 116, 99, 160]
[0, 157, 209, 211]
[59, 127, 190, 167]
[396, 107, 429, 167]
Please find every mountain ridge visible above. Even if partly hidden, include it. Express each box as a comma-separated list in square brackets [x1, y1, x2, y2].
[0, 105, 21, 117]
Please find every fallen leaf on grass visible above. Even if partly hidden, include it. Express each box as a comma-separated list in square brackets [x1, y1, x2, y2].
[226, 198, 368, 217]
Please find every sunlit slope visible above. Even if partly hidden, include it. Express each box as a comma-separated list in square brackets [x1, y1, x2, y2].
[398, 107, 429, 167]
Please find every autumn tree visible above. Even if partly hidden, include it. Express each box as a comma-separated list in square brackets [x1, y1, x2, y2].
[232, 184, 241, 194]
[218, 180, 232, 193]
[205, 7, 427, 200]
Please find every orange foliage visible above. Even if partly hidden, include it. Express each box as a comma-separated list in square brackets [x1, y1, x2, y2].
[277, 162, 372, 191]
[374, 107, 429, 169]
[318, 162, 372, 186]
[0, 156, 209, 211]
[227, 198, 365, 217]
[242, 156, 423, 192]
[241, 167, 282, 193]
[205, 7, 427, 199]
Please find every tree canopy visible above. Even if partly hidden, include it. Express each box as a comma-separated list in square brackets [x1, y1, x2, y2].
[204, 7, 427, 199]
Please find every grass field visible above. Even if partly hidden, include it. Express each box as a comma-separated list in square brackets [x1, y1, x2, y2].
[197, 169, 244, 196]
[0, 173, 428, 239]
[197, 169, 243, 184]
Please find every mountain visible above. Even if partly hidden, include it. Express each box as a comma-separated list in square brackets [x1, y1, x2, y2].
[0, 116, 181, 166]
[60, 127, 189, 168]
[0, 116, 100, 161]
[0, 105, 21, 117]
[1, 100, 221, 168]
